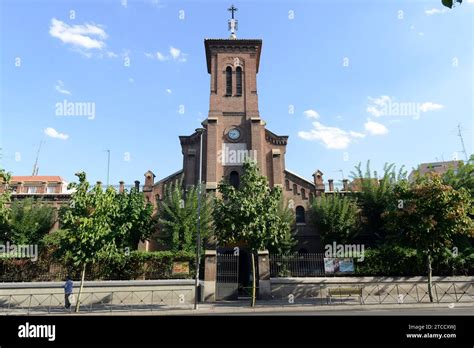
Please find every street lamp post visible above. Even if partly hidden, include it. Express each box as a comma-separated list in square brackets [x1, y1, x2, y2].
[194, 127, 206, 310]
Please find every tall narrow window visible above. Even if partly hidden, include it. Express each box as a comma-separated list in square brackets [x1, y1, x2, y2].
[236, 67, 242, 96]
[226, 66, 232, 96]
[230, 171, 240, 189]
[295, 206, 306, 224]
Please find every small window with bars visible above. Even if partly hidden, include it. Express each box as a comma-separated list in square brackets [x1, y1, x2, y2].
[236, 67, 242, 96]
[226, 66, 232, 96]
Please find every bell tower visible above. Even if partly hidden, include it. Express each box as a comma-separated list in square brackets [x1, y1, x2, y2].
[180, 6, 286, 192]
[197, 5, 267, 191]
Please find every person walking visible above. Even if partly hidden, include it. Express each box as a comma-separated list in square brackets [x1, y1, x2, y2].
[64, 275, 74, 310]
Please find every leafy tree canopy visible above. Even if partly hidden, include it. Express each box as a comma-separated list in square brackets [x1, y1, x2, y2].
[213, 160, 295, 253]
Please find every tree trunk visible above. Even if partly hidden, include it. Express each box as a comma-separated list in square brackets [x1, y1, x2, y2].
[251, 253, 256, 308]
[426, 253, 433, 303]
[75, 264, 86, 313]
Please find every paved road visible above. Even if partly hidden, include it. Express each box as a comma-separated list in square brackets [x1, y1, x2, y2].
[207, 306, 474, 316]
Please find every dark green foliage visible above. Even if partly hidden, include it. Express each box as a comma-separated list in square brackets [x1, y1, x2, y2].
[310, 194, 360, 245]
[0, 167, 11, 240]
[0, 250, 195, 282]
[7, 198, 55, 245]
[213, 160, 295, 253]
[350, 161, 406, 246]
[356, 246, 473, 276]
[157, 182, 213, 252]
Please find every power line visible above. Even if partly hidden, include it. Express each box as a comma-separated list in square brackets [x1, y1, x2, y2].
[457, 124, 469, 162]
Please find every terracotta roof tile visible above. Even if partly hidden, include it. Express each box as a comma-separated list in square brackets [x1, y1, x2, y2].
[11, 176, 64, 182]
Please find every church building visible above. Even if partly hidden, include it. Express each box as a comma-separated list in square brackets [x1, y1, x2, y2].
[142, 7, 327, 253]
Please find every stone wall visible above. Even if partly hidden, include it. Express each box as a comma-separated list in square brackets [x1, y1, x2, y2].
[0, 279, 195, 310]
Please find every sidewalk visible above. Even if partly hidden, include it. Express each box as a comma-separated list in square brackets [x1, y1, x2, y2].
[75, 300, 474, 316]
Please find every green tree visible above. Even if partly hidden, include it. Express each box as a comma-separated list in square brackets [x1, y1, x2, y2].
[385, 174, 473, 302]
[115, 187, 155, 250]
[310, 194, 360, 245]
[58, 173, 121, 312]
[157, 182, 213, 252]
[8, 198, 55, 245]
[350, 161, 406, 246]
[275, 198, 297, 254]
[0, 167, 12, 241]
[213, 160, 295, 253]
[442, 155, 474, 198]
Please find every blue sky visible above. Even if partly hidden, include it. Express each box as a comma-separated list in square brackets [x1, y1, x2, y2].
[0, 0, 473, 187]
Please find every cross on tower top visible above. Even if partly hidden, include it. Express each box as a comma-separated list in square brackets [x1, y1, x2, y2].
[227, 5, 238, 39]
[228, 4, 238, 19]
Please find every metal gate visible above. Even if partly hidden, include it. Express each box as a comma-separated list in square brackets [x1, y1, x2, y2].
[216, 253, 239, 300]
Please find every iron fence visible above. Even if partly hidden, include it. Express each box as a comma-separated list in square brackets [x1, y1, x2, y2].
[0, 260, 195, 282]
[0, 288, 194, 315]
[270, 253, 325, 277]
[269, 281, 473, 306]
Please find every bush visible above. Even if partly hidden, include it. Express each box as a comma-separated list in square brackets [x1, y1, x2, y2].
[89, 250, 196, 280]
[0, 250, 196, 282]
[310, 194, 360, 245]
[356, 246, 473, 276]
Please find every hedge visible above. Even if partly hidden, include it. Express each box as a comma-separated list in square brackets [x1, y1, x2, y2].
[355, 246, 473, 276]
[0, 250, 196, 282]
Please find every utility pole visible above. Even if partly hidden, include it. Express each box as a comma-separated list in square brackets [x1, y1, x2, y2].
[457, 124, 469, 162]
[194, 128, 206, 310]
[106, 150, 111, 186]
[32, 141, 43, 176]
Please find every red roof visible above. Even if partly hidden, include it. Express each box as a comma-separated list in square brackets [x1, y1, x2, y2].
[11, 176, 64, 183]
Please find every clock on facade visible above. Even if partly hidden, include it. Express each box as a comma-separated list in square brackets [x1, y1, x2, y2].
[228, 128, 241, 140]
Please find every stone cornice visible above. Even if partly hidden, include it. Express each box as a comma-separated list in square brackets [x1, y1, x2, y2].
[265, 129, 288, 145]
[204, 38, 262, 74]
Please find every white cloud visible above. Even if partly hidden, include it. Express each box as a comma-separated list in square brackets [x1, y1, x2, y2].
[418, 102, 444, 112]
[54, 80, 71, 95]
[366, 96, 444, 119]
[425, 8, 447, 15]
[166, 89, 172, 94]
[169, 46, 187, 62]
[364, 120, 389, 135]
[145, 47, 187, 62]
[156, 51, 167, 61]
[49, 18, 107, 50]
[44, 127, 69, 140]
[418, 32, 425, 36]
[298, 122, 365, 149]
[303, 109, 319, 119]
[106, 51, 118, 58]
[367, 95, 392, 117]
[169, 46, 181, 59]
[128, 78, 134, 83]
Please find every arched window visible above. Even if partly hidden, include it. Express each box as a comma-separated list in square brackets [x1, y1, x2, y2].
[295, 206, 305, 223]
[309, 192, 314, 202]
[236, 67, 242, 96]
[285, 179, 290, 191]
[226, 66, 232, 96]
[293, 183, 298, 195]
[230, 171, 240, 189]
[301, 188, 306, 199]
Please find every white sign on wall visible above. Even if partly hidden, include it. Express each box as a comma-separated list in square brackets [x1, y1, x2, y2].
[219, 143, 257, 166]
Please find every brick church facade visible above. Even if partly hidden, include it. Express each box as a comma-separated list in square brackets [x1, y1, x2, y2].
[141, 29, 327, 253]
